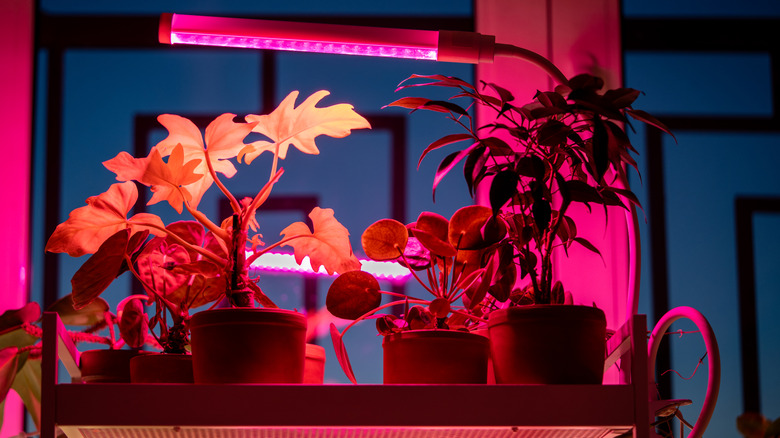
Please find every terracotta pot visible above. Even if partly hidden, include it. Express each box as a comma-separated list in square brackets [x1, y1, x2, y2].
[189, 307, 307, 384]
[473, 328, 495, 384]
[382, 330, 489, 384]
[130, 353, 194, 383]
[79, 349, 149, 383]
[488, 305, 607, 384]
[303, 343, 326, 384]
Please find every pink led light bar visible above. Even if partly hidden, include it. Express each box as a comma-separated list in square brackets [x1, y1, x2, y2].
[249, 251, 411, 283]
[159, 13, 496, 64]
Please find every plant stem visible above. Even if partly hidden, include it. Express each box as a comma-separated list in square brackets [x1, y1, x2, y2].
[182, 202, 230, 242]
[142, 221, 226, 266]
[340, 298, 429, 337]
[243, 168, 284, 232]
[203, 148, 241, 214]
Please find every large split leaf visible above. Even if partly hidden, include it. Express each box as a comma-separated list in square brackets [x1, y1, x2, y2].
[241, 90, 371, 163]
[45, 182, 165, 257]
[153, 113, 259, 207]
[70, 229, 141, 309]
[103, 149, 153, 183]
[326, 270, 381, 320]
[46, 295, 109, 327]
[280, 207, 361, 275]
[142, 144, 203, 214]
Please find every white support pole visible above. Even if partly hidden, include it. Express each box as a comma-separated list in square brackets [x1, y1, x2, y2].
[475, 0, 631, 383]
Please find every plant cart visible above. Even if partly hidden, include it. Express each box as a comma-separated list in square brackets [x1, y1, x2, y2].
[40, 311, 659, 438]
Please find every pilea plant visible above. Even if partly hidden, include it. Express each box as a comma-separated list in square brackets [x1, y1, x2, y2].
[44, 90, 369, 352]
[0, 295, 149, 432]
[387, 73, 673, 305]
[326, 204, 500, 383]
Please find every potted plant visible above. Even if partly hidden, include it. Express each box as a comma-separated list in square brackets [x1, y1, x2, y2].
[0, 294, 150, 432]
[387, 73, 673, 384]
[44, 90, 369, 384]
[327, 205, 500, 384]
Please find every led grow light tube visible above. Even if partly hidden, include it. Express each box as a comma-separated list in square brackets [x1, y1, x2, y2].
[159, 13, 568, 85]
[249, 252, 412, 283]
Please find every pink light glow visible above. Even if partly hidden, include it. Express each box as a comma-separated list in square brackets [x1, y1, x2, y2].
[162, 13, 439, 61]
[248, 252, 411, 282]
[0, 1, 33, 436]
[171, 33, 438, 60]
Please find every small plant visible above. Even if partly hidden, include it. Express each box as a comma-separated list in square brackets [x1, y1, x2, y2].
[387, 74, 673, 305]
[0, 294, 149, 432]
[326, 205, 500, 382]
[43, 90, 369, 351]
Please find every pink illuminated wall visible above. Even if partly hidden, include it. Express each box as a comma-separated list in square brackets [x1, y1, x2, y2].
[476, 0, 633, 384]
[0, 0, 33, 436]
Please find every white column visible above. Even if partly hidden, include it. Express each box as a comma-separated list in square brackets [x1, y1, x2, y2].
[476, 0, 632, 383]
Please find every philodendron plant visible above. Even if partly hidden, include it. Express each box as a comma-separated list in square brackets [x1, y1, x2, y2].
[387, 73, 673, 306]
[0, 294, 149, 432]
[326, 204, 500, 383]
[44, 90, 369, 353]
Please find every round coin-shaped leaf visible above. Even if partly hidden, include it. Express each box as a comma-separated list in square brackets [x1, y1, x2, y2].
[429, 297, 451, 318]
[326, 270, 382, 320]
[415, 211, 449, 243]
[410, 227, 457, 258]
[449, 205, 495, 249]
[362, 219, 408, 261]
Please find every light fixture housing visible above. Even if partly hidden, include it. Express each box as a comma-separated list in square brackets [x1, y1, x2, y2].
[159, 13, 495, 64]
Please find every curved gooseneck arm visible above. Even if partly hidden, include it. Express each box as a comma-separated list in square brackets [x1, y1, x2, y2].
[648, 306, 721, 438]
[494, 43, 570, 86]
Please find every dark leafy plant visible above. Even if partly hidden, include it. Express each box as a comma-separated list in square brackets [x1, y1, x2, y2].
[387, 73, 674, 305]
[0, 294, 149, 432]
[326, 205, 500, 382]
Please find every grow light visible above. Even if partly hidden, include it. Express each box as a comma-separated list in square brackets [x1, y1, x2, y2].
[158, 13, 568, 84]
[248, 251, 411, 283]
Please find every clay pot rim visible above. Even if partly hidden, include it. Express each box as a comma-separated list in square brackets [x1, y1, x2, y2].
[488, 304, 606, 325]
[305, 343, 326, 360]
[191, 307, 306, 328]
[383, 329, 487, 343]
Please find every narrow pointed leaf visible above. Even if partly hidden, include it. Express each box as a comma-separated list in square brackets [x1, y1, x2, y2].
[417, 133, 473, 169]
[489, 170, 520, 214]
[626, 109, 676, 140]
[330, 323, 357, 384]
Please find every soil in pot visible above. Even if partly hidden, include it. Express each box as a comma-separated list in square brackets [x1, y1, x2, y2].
[130, 353, 194, 383]
[488, 305, 607, 384]
[189, 307, 307, 384]
[80, 349, 150, 383]
[382, 329, 489, 384]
